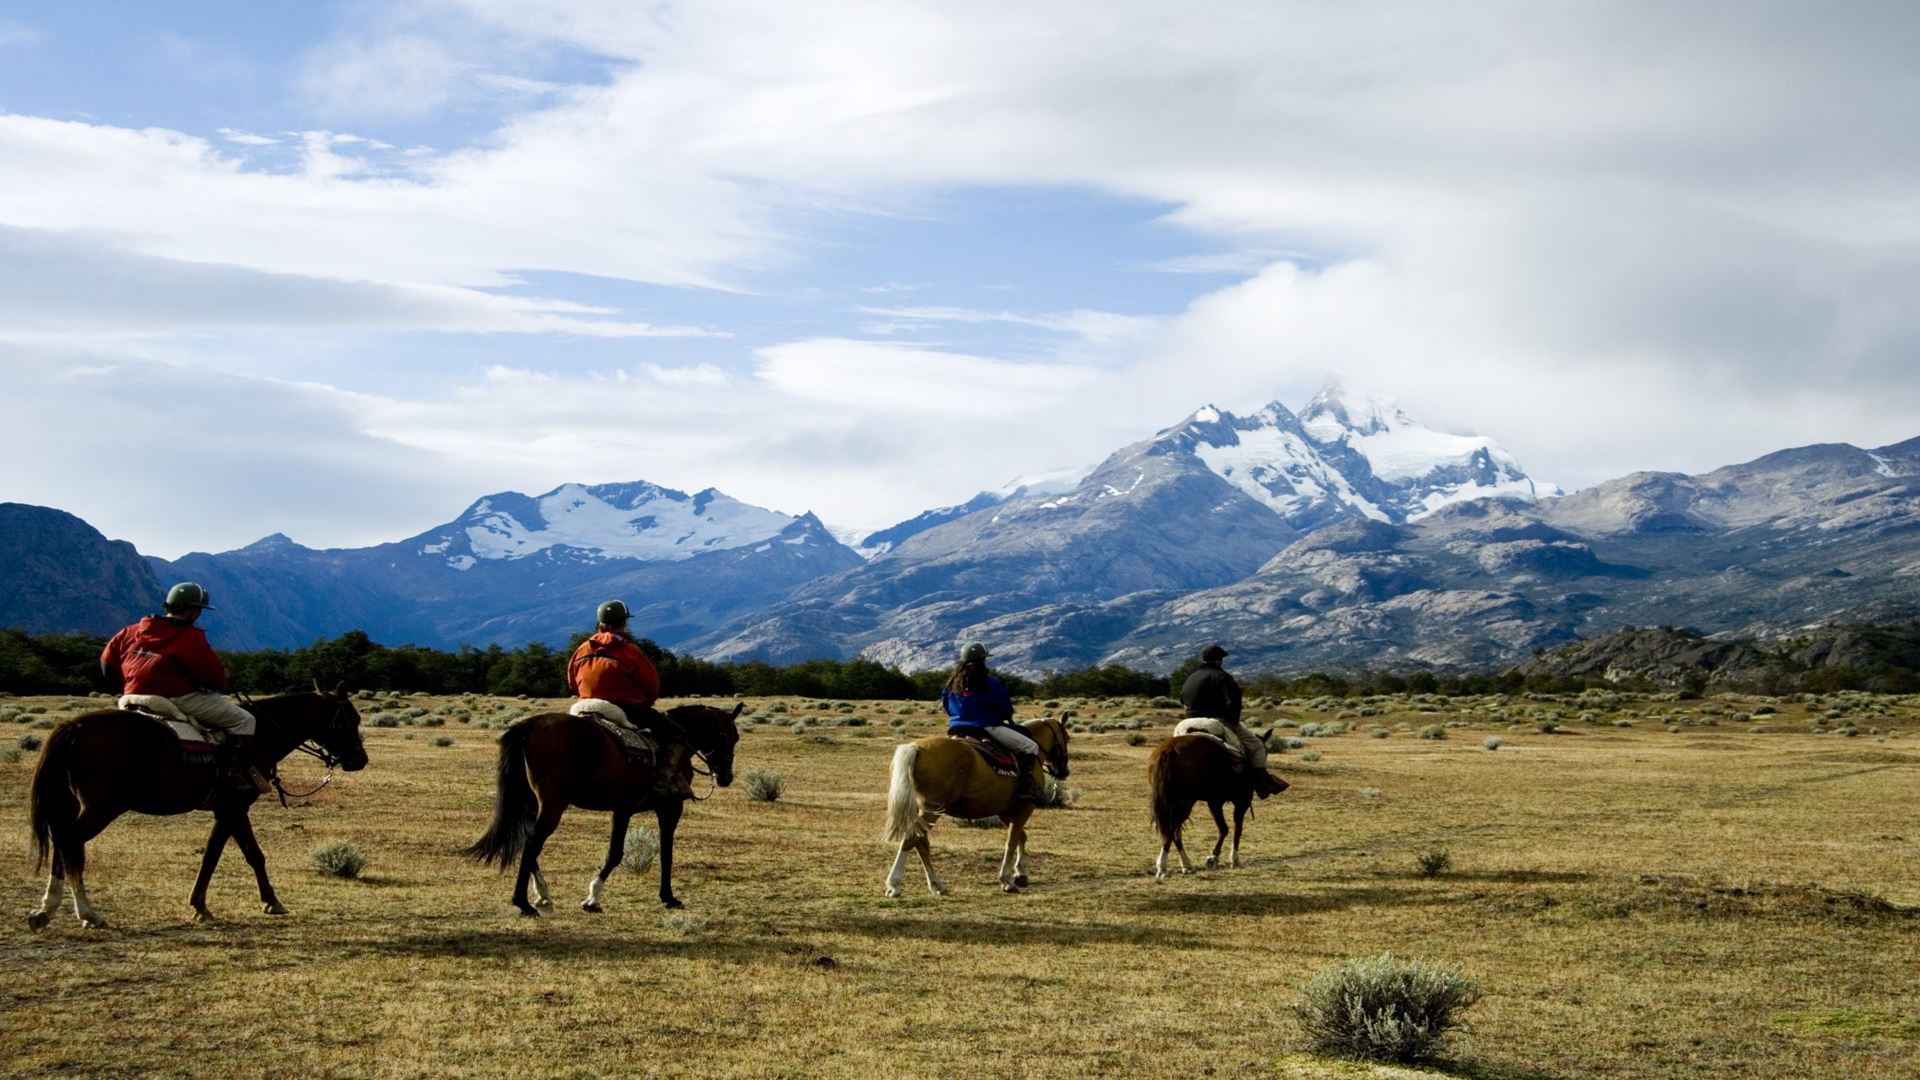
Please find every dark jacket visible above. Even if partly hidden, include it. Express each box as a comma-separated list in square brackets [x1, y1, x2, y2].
[942, 676, 1014, 730]
[567, 631, 661, 710]
[1181, 663, 1242, 723]
[101, 615, 227, 697]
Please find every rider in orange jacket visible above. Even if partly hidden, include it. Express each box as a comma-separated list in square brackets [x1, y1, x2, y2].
[567, 601, 688, 799]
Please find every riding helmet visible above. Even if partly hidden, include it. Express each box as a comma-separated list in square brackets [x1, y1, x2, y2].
[165, 581, 215, 611]
[1201, 642, 1229, 663]
[597, 599, 631, 627]
[961, 641, 989, 662]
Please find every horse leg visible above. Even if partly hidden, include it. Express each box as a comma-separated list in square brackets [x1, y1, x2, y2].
[513, 802, 566, 917]
[998, 819, 1027, 893]
[1155, 836, 1173, 881]
[1229, 800, 1248, 869]
[583, 812, 630, 913]
[189, 816, 235, 922]
[913, 832, 948, 895]
[530, 867, 555, 910]
[28, 851, 67, 930]
[884, 837, 914, 898]
[1172, 799, 1196, 874]
[63, 805, 122, 929]
[226, 810, 288, 915]
[1205, 801, 1230, 870]
[1010, 809, 1032, 888]
[655, 799, 684, 909]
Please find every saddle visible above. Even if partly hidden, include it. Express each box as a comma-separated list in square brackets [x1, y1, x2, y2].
[570, 699, 658, 760]
[1174, 717, 1242, 757]
[118, 694, 221, 752]
[948, 730, 1020, 777]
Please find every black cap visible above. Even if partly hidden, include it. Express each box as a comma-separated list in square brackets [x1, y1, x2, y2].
[1201, 643, 1229, 663]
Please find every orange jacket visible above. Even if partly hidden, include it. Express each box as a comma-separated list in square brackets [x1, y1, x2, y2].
[101, 616, 227, 697]
[567, 631, 660, 709]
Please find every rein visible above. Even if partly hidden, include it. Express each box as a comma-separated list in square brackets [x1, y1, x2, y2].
[659, 710, 720, 802]
[250, 693, 349, 807]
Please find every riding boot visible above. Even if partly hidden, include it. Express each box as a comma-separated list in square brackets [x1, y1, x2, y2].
[1013, 753, 1040, 802]
[222, 734, 275, 795]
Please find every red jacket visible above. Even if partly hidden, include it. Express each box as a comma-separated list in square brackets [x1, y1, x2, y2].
[567, 632, 660, 709]
[101, 616, 228, 697]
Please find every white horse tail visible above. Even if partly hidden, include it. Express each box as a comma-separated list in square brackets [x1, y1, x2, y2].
[882, 743, 923, 846]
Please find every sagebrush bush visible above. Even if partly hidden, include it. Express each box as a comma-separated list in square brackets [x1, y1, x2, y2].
[1301, 750, 1323, 763]
[1482, 736, 1503, 751]
[740, 768, 785, 802]
[1418, 724, 1446, 740]
[310, 840, 367, 879]
[1295, 953, 1481, 1063]
[430, 735, 454, 747]
[623, 826, 659, 873]
[789, 721, 808, 735]
[18, 732, 43, 751]
[1416, 849, 1451, 877]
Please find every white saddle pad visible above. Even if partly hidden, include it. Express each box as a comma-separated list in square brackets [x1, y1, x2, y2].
[1175, 717, 1242, 755]
[119, 695, 220, 746]
[569, 699, 629, 725]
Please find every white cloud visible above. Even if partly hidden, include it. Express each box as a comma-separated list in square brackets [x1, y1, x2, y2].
[0, 21, 41, 48]
[855, 305, 1158, 349]
[216, 128, 279, 146]
[755, 338, 1096, 417]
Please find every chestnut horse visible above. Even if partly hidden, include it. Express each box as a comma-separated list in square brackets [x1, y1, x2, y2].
[882, 717, 1070, 896]
[1147, 731, 1286, 880]
[27, 688, 369, 929]
[466, 703, 740, 915]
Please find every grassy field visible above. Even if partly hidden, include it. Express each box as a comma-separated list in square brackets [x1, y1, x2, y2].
[1, 688, 1916, 1078]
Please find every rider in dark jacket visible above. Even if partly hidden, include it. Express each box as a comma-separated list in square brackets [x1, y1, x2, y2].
[1181, 643, 1270, 782]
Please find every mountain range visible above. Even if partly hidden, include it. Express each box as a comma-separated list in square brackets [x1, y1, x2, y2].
[5, 379, 1915, 674]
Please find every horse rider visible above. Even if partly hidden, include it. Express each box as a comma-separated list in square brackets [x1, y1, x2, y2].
[566, 600, 692, 801]
[100, 582, 272, 794]
[941, 642, 1041, 801]
[1180, 643, 1269, 773]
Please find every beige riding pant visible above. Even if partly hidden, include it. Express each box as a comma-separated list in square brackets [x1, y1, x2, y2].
[172, 691, 257, 737]
[1221, 719, 1269, 769]
[986, 725, 1039, 755]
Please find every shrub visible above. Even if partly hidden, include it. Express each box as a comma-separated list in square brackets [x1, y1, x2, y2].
[661, 912, 709, 934]
[1418, 724, 1446, 740]
[1370, 728, 1390, 739]
[1482, 736, 1503, 751]
[789, 721, 807, 735]
[740, 768, 785, 803]
[430, 735, 454, 747]
[18, 732, 43, 751]
[1301, 750, 1323, 763]
[0, 747, 20, 765]
[370, 715, 399, 728]
[1416, 849, 1451, 877]
[1126, 732, 1147, 746]
[1359, 787, 1382, 799]
[623, 826, 659, 873]
[311, 840, 367, 879]
[1294, 953, 1481, 1063]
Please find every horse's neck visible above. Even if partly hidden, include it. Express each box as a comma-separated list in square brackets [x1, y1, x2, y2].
[249, 696, 316, 758]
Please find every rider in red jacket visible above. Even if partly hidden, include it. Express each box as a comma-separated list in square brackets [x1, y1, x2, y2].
[101, 583, 271, 794]
[567, 600, 686, 799]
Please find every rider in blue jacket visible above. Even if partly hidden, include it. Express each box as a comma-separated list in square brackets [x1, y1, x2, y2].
[942, 642, 1040, 801]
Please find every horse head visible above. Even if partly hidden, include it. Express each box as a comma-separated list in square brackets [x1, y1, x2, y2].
[1029, 715, 1071, 780]
[303, 681, 369, 772]
[668, 702, 742, 787]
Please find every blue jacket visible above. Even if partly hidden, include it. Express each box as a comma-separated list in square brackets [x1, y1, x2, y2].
[942, 676, 1014, 730]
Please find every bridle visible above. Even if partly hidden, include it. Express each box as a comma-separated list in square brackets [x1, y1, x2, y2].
[658, 706, 725, 802]
[243, 690, 352, 807]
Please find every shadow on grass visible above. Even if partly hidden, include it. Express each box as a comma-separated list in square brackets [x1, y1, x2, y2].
[1432, 869, 1590, 885]
[1131, 885, 1442, 917]
[364, 923, 788, 964]
[818, 911, 1223, 950]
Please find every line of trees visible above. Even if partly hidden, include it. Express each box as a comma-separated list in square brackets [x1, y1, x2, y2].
[5, 627, 1917, 701]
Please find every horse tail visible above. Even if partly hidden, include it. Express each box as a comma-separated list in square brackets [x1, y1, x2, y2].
[1147, 743, 1190, 845]
[28, 721, 82, 872]
[882, 742, 923, 846]
[465, 721, 537, 868]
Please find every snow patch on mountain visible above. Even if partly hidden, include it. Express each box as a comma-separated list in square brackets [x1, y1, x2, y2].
[443, 482, 797, 564]
[1195, 422, 1389, 522]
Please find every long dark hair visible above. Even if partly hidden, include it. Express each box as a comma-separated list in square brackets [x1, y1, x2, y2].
[945, 657, 989, 694]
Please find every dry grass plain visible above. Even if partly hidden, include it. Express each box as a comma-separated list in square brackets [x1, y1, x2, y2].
[1, 689, 1917, 1079]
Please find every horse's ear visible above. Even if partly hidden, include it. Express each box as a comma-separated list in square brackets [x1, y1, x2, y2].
[1259, 726, 1274, 741]
[313, 678, 324, 694]
[729, 702, 744, 720]
[333, 681, 347, 698]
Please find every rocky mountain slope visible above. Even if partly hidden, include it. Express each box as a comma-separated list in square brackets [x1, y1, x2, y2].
[0, 503, 163, 635]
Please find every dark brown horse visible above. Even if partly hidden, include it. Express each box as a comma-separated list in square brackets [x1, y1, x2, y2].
[882, 718, 1071, 896]
[1147, 732, 1286, 880]
[27, 688, 369, 929]
[466, 703, 741, 915]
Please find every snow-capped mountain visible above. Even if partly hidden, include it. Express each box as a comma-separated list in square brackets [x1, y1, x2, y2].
[412, 481, 801, 570]
[1175, 378, 1538, 530]
[846, 465, 1092, 559]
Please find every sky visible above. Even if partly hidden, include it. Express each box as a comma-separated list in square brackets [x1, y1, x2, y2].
[3, 1, 1918, 558]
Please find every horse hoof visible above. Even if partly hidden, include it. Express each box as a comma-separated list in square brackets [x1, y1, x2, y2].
[26, 909, 50, 931]
[1012, 875, 1028, 888]
[582, 901, 603, 914]
[1001, 882, 1021, 894]
[535, 897, 555, 911]
[931, 884, 949, 896]
[263, 902, 289, 916]
[1204, 856, 1217, 870]
[80, 916, 109, 930]
[884, 886, 901, 898]
[192, 909, 216, 924]
[516, 904, 542, 918]
[662, 897, 684, 910]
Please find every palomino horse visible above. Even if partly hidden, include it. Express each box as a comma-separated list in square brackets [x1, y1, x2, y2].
[27, 688, 369, 929]
[882, 717, 1070, 896]
[466, 703, 740, 915]
[1147, 731, 1286, 880]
